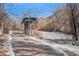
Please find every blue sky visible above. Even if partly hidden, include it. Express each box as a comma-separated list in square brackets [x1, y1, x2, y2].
[4, 3, 63, 18]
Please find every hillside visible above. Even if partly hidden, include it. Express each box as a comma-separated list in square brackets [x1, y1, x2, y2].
[33, 8, 79, 34]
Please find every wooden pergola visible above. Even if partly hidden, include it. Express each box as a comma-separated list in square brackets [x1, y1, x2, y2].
[21, 17, 37, 36]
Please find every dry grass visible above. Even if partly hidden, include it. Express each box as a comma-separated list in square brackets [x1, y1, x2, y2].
[32, 26, 47, 31]
[32, 31, 43, 39]
[0, 50, 7, 56]
[32, 18, 49, 31]
[0, 35, 7, 42]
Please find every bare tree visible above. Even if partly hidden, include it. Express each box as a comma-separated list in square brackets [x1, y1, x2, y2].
[66, 3, 78, 45]
[0, 3, 16, 34]
[0, 3, 8, 33]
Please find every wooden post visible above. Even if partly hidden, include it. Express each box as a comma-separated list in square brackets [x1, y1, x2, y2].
[28, 16, 31, 36]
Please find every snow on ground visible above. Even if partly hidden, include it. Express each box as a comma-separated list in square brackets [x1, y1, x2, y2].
[25, 36, 79, 56]
[2, 34, 15, 56]
[35, 31, 73, 40]
[11, 30, 79, 56]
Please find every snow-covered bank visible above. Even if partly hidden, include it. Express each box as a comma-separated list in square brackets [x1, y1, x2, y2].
[33, 31, 73, 40]
[3, 34, 15, 56]
[11, 30, 79, 56]
[25, 36, 79, 56]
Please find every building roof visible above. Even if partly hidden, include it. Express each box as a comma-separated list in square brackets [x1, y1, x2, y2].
[21, 17, 37, 24]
